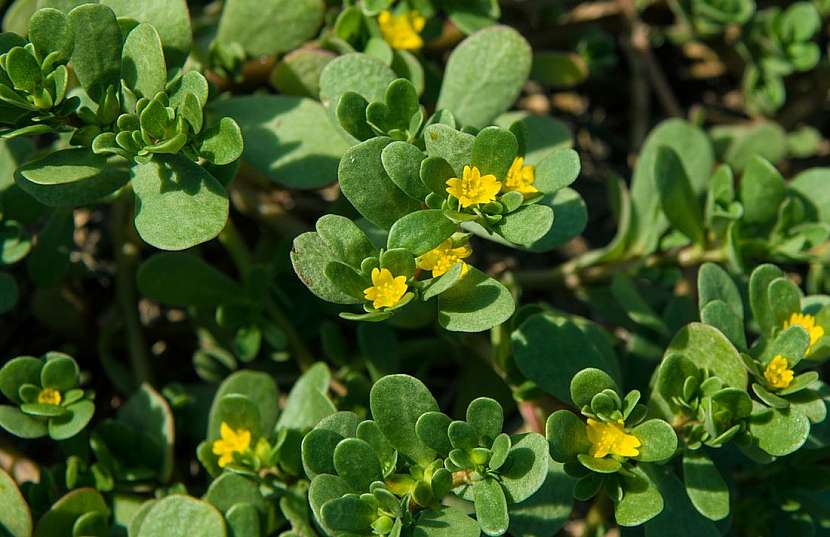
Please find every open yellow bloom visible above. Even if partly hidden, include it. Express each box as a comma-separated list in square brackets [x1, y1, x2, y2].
[212, 422, 251, 468]
[502, 157, 538, 196]
[784, 312, 824, 352]
[764, 355, 794, 389]
[417, 240, 472, 277]
[378, 10, 426, 50]
[363, 268, 408, 309]
[586, 418, 641, 459]
[37, 388, 61, 405]
[446, 166, 502, 208]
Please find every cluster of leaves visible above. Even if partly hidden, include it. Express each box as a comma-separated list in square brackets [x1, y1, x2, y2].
[2, 1, 830, 537]
[289, 28, 586, 332]
[670, 0, 826, 114]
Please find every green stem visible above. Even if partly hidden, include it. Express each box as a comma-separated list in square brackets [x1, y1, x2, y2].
[112, 190, 153, 386]
[514, 244, 727, 290]
[217, 217, 252, 275]
[264, 298, 315, 372]
[215, 217, 315, 371]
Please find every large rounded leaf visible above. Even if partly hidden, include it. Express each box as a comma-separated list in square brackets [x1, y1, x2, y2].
[437, 266, 515, 332]
[216, 0, 323, 57]
[210, 96, 348, 189]
[136, 495, 226, 537]
[437, 26, 531, 128]
[131, 154, 229, 250]
[137, 253, 248, 307]
[338, 137, 421, 229]
[369, 374, 439, 465]
[0, 467, 31, 537]
[664, 323, 747, 389]
[15, 149, 130, 207]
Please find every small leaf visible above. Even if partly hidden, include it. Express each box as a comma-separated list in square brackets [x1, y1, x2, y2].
[199, 118, 244, 165]
[121, 23, 166, 99]
[387, 210, 457, 255]
[475, 478, 509, 536]
[682, 451, 729, 521]
[654, 146, 704, 245]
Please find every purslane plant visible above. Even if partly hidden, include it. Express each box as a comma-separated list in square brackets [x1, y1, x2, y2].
[0, 4, 243, 252]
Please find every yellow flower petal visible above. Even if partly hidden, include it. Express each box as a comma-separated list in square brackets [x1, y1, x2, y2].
[378, 10, 426, 50]
[416, 240, 473, 277]
[783, 312, 825, 352]
[445, 165, 502, 208]
[502, 157, 538, 196]
[764, 354, 794, 389]
[586, 418, 641, 459]
[212, 421, 252, 468]
[37, 387, 61, 405]
[363, 267, 408, 309]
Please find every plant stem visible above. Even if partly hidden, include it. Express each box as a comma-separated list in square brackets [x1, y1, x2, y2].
[514, 244, 727, 290]
[264, 298, 315, 372]
[112, 190, 153, 386]
[216, 217, 316, 372]
[217, 217, 252, 276]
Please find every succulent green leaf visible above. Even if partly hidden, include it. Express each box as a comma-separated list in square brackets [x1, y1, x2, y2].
[216, 0, 324, 57]
[500, 432, 550, 502]
[15, 149, 130, 208]
[370, 374, 438, 464]
[382, 141, 430, 200]
[632, 419, 677, 463]
[416, 411, 453, 456]
[682, 451, 729, 521]
[333, 438, 384, 492]
[614, 465, 663, 527]
[388, 210, 457, 256]
[437, 26, 531, 128]
[664, 323, 747, 389]
[339, 137, 421, 229]
[628, 119, 713, 255]
[67, 3, 123, 102]
[121, 23, 166, 99]
[513, 313, 620, 404]
[211, 96, 348, 189]
[199, 118, 244, 166]
[34, 488, 108, 537]
[437, 266, 515, 332]
[101, 0, 192, 68]
[131, 154, 229, 250]
[654, 146, 705, 245]
[738, 156, 785, 226]
[0, 467, 31, 537]
[136, 495, 225, 537]
[475, 478, 509, 536]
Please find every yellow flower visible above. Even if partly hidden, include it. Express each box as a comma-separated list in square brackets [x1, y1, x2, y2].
[37, 388, 61, 405]
[446, 166, 502, 208]
[363, 267, 408, 309]
[378, 10, 426, 51]
[586, 418, 641, 459]
[212, 422, 251, 468]
[764, 355, 794, 389]
[783, 312, 824, 352]
[417, 240, 472, 277]
[502, 157, 538, 196]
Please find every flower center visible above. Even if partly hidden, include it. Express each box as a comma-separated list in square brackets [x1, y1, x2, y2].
[764, 355, 794, 389]
[363, 267, 408, 309]
[586, 418, 641, 459]
[446, 165, 502, 208]
[37, 388, 61, 405]
[212, 421, 252, 468]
